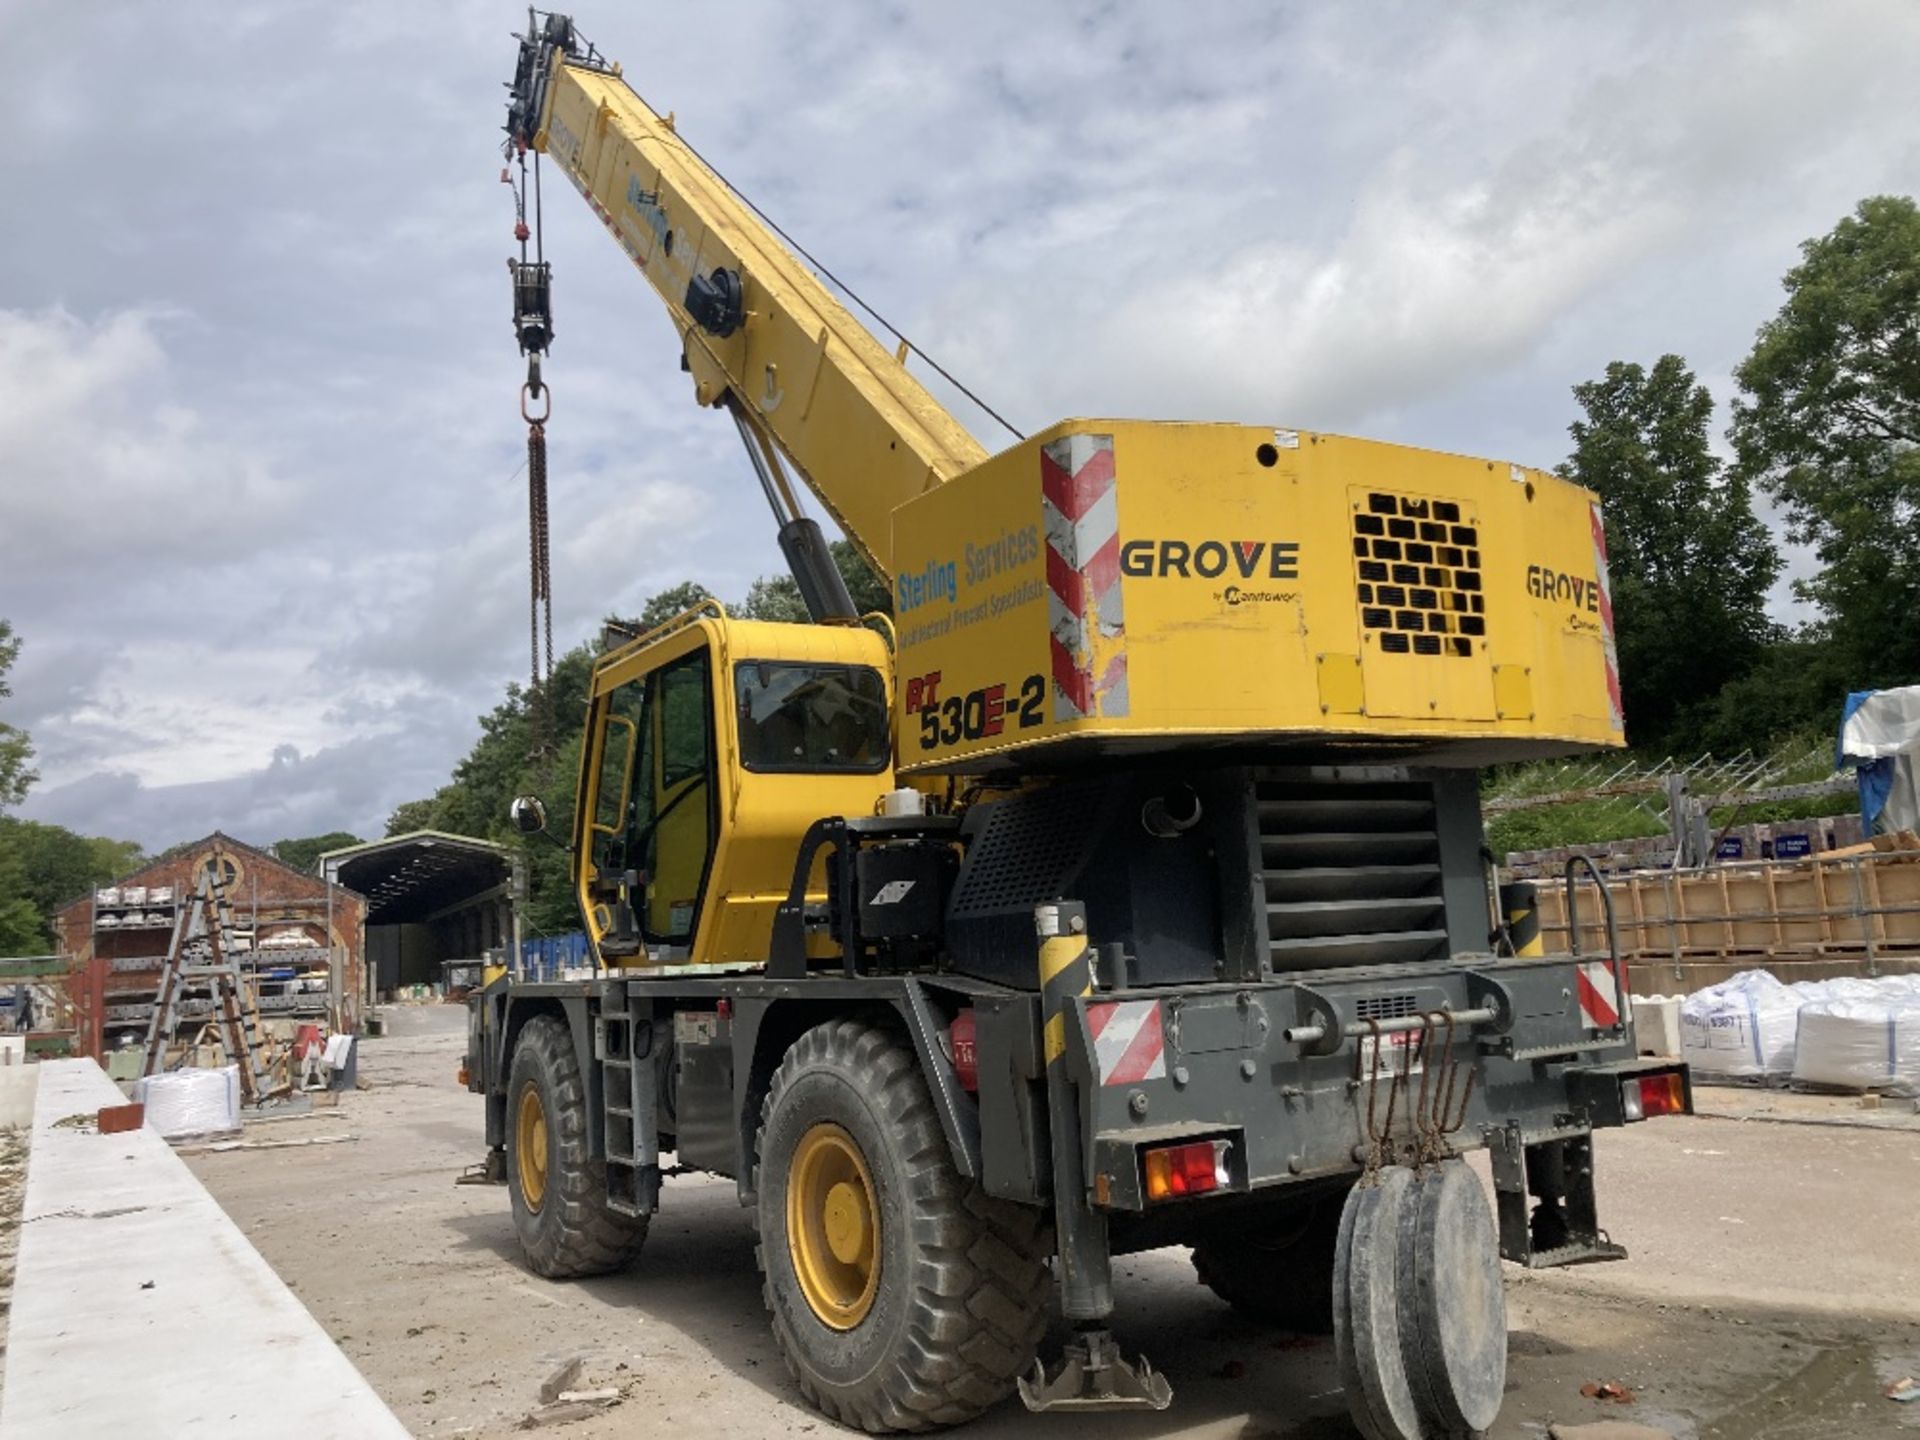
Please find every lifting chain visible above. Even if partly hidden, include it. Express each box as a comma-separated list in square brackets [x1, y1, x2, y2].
[1357, 1012, 1479, 1181]
[506, 138, 557, 770]
[1358, 1017, 1416, 1184]
[524, 384, 555, 768]
[1410, 1011, 1477, 1170]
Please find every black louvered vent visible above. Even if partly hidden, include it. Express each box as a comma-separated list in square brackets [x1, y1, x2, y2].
[1257, 778, 1449, 970]
[1353, 492, 1483, 657]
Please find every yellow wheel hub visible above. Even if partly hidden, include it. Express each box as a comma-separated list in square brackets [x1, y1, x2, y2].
[516, 1085, 549, 1212]
[787, 1123, 880, 1329]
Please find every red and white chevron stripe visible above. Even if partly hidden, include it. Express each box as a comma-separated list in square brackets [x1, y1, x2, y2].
[1590, 502, 1623, 735]
[1087, 1000, 1165, 1085]
[1577, 958, 1622, 1030]
[1042, 434, 1128, 721]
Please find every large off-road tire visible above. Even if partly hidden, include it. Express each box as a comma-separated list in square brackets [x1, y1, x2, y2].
[1191, 1181, 1352, 1333]
[507, 1015, 648, 1278]
[755, 1018, 1050, 1433]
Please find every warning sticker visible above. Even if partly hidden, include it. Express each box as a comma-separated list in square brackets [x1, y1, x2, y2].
[1358, 1029, 1424, 1077]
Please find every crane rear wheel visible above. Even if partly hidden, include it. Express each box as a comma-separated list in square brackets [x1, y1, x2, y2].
[506, 1014, 648, 1278]
[755, 1018, 1049, 1433]
[1190, 1180, 1351, 1333]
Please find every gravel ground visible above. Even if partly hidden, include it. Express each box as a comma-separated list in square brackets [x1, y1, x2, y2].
[0, 1127, 25, 1385]
[185, 1016, 1920, 1440]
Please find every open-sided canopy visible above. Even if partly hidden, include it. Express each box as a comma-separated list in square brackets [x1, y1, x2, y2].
[318, 832, 516, 926]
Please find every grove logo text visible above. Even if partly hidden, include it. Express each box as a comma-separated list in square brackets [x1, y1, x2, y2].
[1120, 539, 1300, 580]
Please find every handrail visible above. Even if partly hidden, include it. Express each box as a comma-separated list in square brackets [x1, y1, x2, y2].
[1564, 854, 1627, 1035]
[596, 598, 729, 672]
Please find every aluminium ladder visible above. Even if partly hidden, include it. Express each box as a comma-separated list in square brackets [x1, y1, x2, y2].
[140, 852, 274, 1105]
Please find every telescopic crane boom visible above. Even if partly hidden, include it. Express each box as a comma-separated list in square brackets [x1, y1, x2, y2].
[505, 12, 988, 605]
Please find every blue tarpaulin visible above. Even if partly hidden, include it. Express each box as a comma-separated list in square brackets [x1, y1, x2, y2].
[1839, 686, 1920, 834]
[519, 931, 591, 979]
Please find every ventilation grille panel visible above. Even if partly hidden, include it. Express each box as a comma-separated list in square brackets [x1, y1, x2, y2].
[1353, 492, 1483, 658]
[1257, 779, 1449, 971]
[950, 790, 1094, 916]
[1354, 992, 1420, 1021]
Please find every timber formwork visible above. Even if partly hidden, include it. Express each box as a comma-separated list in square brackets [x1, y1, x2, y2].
[1538, 847, 1920, 993]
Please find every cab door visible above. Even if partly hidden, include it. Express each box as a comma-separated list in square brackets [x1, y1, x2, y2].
[577, 632, 720, 965]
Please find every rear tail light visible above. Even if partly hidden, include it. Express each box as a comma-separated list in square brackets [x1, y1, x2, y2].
[1637, 1071, 1687, 1117]
[1623, 1070, 1687, 1121]
[1143, 1139, 1231, 1201]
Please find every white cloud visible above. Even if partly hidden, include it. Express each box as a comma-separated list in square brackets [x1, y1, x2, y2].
[2, 0, 1917, 848]
[0, 308, 297, 580]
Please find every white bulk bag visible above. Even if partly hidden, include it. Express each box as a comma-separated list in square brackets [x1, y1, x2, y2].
[1792, 992, 1920, 1095]
[1680, 970, 1804, 1079]
[135, 1065, 242, 1138]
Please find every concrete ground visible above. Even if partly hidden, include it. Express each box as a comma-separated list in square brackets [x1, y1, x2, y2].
[187, 1013, 1920, 1440]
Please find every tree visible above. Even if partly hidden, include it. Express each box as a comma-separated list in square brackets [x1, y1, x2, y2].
[1686, 632, 1855, 756]
[0, 817, 145, 955]
[0, 847, 41, 956]
[711, 542, 892, 624]
[1561, 355, 1781, 748]
[385, 796, 446, 837]
[831, 539, 892, 616]
[1731, 195, 1920, 686]
[738, 573, 810, 622]
[629, 581, 714, 634]
[271, 831, 363, 873]
[0, 619, 35, 811]
[383, 644, 598, 936]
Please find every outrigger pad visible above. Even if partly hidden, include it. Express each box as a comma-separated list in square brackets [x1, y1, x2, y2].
[1335, 1167, 1425, 1440]
[1398, 1159, 1508, 1437]
[1017, 1329, 1172, 1413]
[455, 1149, 507, 1186]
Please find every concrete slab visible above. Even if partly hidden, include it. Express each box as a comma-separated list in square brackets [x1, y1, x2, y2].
[0, 1060, 408, 1439]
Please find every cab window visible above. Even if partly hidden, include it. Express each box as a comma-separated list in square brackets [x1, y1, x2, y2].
[634, 650, 715, 945]
[592, 681, 645, 836]
[734, 662, 890, 773]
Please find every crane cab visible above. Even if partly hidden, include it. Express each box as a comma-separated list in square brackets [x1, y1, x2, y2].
[572, 604, 897, 968]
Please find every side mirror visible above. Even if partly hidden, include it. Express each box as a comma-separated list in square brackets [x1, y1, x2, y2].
[509, 795, 549, 836]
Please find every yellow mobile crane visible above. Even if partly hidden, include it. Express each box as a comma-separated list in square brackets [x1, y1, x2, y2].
[469, 14, 1691, 1437]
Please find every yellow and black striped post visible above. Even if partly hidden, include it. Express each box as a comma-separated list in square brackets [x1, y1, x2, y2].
[1039, 902, 1094, 1068]
[1035, 900, 1111, 1325]
[1500, 881, 1543, 957]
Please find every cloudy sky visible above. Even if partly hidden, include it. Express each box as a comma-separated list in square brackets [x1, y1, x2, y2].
[2, 1, 1916, 852]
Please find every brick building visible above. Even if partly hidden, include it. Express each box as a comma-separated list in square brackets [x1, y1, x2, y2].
[54, 833, 368, 1049]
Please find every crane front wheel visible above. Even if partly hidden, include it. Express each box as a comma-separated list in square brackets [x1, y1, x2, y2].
[755, 1019, 1049, 1433]
[506, 1015, 648, 1278]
